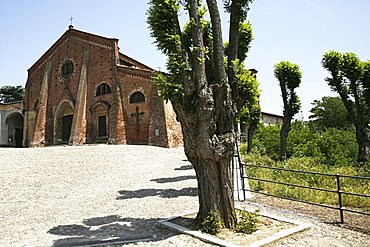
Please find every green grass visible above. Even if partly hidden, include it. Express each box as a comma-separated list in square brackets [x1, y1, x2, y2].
[242, 152, 370, 210]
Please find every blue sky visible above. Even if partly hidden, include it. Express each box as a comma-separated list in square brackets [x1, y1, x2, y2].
[0, 0, 369, 118]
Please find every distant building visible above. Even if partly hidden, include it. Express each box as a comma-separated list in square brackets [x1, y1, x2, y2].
[262, 112, 283, 126]
[0, 102, 24, 147]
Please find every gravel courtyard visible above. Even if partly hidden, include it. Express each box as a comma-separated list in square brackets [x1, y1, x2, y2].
[1, 145, 369, 247]
[0, 145, 208, 246]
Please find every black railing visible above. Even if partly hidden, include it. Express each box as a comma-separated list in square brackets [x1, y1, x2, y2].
[241, 163, 370, 224]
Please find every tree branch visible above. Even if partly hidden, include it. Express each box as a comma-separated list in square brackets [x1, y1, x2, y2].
[207, 0, 228, 85]
[187, 0, 207, 90]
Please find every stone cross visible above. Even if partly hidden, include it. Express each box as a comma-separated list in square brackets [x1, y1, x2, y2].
[131, 106, 144, 136]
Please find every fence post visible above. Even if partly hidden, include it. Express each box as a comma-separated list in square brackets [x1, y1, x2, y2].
[235, 139, 246, 201]
[336, 174, 344, 224]
[240, 162, 246, 201]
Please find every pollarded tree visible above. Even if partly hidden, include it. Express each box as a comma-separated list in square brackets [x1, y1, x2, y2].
[236, 66, 261, 153]
[322, 51, 370, 164]
[147, 0, 255, 228]
[274, 61, 302, 160]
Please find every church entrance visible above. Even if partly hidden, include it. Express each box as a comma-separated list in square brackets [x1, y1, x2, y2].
[97, 115, 107, 137]
[90, 101, 110, 143]
[128, 106, 148, 144]
[54, 101, 74, 144]
[61, 114, 73, 142]
[6, 112, 24, 147]
[127, 91, 149, 145]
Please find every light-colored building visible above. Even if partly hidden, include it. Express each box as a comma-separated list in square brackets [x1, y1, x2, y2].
[262, 112, 283, 126]
[0, 101, 24, 147]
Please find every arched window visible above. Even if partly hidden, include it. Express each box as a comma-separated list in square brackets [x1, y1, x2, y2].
[129, 91, 145, 104]
[96, 83, 111, 96]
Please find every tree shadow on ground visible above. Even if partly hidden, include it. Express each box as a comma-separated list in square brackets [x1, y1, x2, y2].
[116, 187, 198, 200]
[175, 164, 193, 171]
[150, 175, 196, 183]
[48, 215, 178, 246]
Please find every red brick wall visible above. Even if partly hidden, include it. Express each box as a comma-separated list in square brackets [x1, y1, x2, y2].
[25, 28, 183, 147]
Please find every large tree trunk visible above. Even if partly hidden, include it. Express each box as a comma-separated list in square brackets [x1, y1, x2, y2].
[193, 157, 236, 228]
[173, 96, 237, 229]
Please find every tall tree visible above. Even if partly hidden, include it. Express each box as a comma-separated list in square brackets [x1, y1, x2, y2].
[0, 85, 25, 103]
[237, 68, 261, 153]
[225, 21, 261, 152]
[274, 61, 302, 160]
[309, 96, 352, 131]
[322, 50, 370, 164]
[147, 0, 254, 228]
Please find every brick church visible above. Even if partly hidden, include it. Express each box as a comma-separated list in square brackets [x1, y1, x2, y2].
[23, 25, 182, 147]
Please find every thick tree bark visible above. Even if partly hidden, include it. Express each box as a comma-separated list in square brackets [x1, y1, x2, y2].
[182, 118, 236, 228]
[192, 157, 235, 227]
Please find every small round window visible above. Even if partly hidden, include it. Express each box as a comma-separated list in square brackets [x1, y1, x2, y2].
[61, 60, 74, 79]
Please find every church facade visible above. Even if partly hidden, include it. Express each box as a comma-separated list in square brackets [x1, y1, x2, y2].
[23, 26, 182, 147]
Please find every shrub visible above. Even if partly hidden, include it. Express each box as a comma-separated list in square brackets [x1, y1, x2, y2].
[252, 120, 359, 167]
[235, 209, 260, 234]
[252, 125, 280, 160]
[243, 153, 370, 209]
[200, 210, 222, 235]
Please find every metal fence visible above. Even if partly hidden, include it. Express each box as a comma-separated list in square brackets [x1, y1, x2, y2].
[240, 163, 370, 224]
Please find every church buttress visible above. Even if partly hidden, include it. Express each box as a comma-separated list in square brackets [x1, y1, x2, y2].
[30, 60, 52, 147]
[69, 49, 90, 145]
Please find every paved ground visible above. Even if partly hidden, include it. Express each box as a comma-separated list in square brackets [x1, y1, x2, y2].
[1, 145, 369, 246]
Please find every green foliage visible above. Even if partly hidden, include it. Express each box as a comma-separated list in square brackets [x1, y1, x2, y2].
[243, 152, 370, 210]
[152, 71, 183, 101]
[0, 85, 25, 103]
[200, 210, 222, 235]
[237, 22, 253, 62]
[223, 0, 254, 20]
[322, 51, 370, 163]
[147, 0, 182, 56]
[316, 128, 358, 167]
[224, 21, 253, 63]
[274, 61, 302, 116]
[235, 209, 260, 234]
[235, 60, 261, 126]
[309, 96, 353, 131]
[249, 124, 280, 160]
[286, 121, 323, 160]
[249, 120, 359, 166]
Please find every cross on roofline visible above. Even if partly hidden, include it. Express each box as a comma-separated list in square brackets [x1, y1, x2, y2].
[69, 16, 74, 26]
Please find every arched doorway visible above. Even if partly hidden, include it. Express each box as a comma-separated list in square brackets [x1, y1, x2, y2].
[54, 101, 74, 144]
[127, 91, 149, 144]
[90, 101, 110, 143]
[6, 112, 24, 147]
